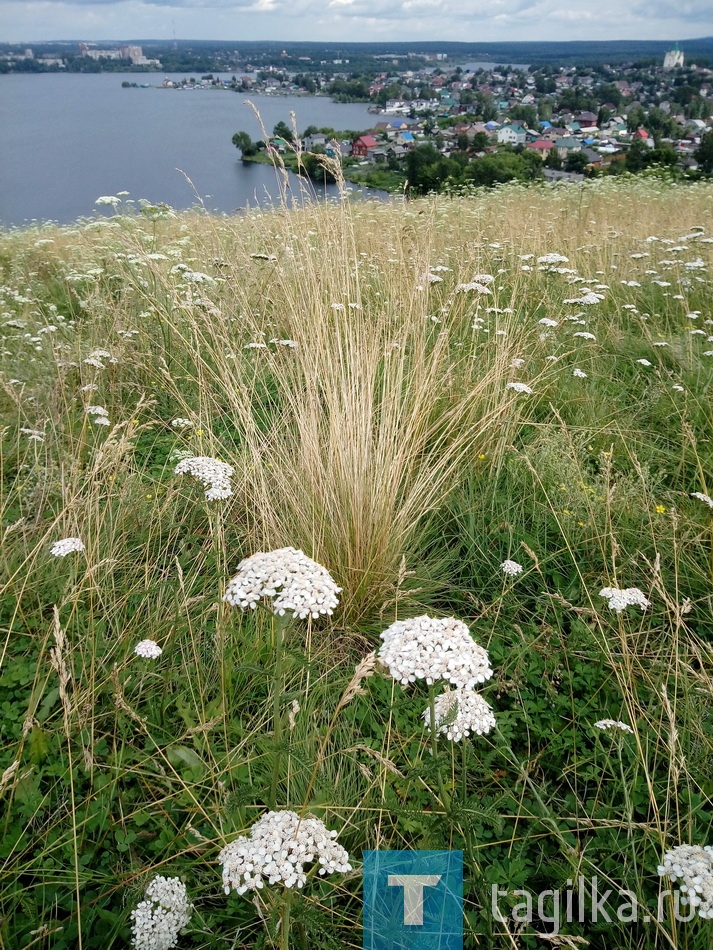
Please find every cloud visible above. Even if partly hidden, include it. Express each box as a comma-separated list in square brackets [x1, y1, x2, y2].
[3, 0, 712, 42]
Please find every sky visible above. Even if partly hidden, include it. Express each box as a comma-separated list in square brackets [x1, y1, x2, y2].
[1, 0, 712, 45]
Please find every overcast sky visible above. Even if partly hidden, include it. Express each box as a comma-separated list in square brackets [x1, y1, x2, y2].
[2, 0, 712, 46]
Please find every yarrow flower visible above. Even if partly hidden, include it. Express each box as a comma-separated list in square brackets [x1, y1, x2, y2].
[134, 639, 163, 659]
[506, 382, 533, 395]
[691, 492, 713, 509]
[500, 559, 523, 576]
[378, 615, 492, 688]
[594, 719, 634, 734]
[50, 537, 85, 557]
[599, 586, 650, 613]
[175, 456, 234, 500]
[170, 418, 193, 429]
[223, 547, 341, 619]
[572, 368, 588, 378]
[424, 687, 496, 741]
[218, 810, 351, 895]
[130, 875, 193, 950]
[658, 844, 713, 919]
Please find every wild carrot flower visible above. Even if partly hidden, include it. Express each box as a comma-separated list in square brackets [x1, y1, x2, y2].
[500, 559, 523, 576]
[134, 640, 163, 659]
[658, 845, 713, 918]
[223, 547, 341, 619]
[599, 586, 650, 613]
[170, 418, 192, 428]
[506, 382, 533, 395]
[218, 810, 351, 894]
[174, 456, 234, 500]
[594, 719, 634, 733]
[50, 537, 85, 557]
[424, 687, 496, 741]
[691, 492, 713, 509]
[636, 359, 652, 366]
[378, 616, 492, 689]
[572, 368, 588, 378]
[130, 875, 192, 950]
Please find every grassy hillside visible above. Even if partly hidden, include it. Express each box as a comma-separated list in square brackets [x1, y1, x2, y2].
[1, 175, 712, 949]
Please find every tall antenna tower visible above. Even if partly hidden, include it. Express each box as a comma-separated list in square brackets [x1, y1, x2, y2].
[172, 20, 178, 51]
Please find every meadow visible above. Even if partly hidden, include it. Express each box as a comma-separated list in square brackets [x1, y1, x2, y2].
[1, 171, 712, 949]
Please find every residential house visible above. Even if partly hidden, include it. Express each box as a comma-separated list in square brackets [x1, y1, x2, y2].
[497, 124, 528, 145]
[352, 135, 379, 158]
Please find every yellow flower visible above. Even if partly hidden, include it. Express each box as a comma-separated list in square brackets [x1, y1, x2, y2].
[477, 453, 487, 460]
[655, 504, 666, 514]
[196, 428, 204, 436]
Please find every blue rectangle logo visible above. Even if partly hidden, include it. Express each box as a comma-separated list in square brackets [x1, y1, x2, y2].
[363, 850, 463, 949]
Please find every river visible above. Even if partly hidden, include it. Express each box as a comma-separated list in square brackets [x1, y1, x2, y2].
[0, 73, 386, 228]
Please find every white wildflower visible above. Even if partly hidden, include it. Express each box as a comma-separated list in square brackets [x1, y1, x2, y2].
[636, 359, 652, 366]
[95, 196, 121, 207]
[456, 282, 492, 294]
[170, 418, 193, 429]
[50, 537, 85, 557]
[424, 687, 496, 741]
[134, 640, 163, 659]
[572, 368, 588, 378]
[691, 492, 713, 509]
[565, 293, 603, 305]
[506, 382, 533, 395]
[500, 559, 523, 576]
[223, 547, 341, 619]
[594, 719, 634, 734]
[218, 810, 351, 895]
[378, 615, 492, 689]
[539, 318, 559, 327]
[93, 416, 111, 426]
[537, 253, 569, 265]
[86, 405, 108, 416]
[658, 845, 713, 919]
[175, 456, 234, 500]
[573, 332, 596, 340]
[599, 586, 650, 613]
[130, 875, 192, 950]
[672, 385, 685, 392]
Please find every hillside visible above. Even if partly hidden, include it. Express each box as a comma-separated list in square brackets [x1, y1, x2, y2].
[1, 176, 712, 948]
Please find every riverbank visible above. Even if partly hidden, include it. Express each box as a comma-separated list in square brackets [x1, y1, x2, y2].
[241, 149, 406, 194]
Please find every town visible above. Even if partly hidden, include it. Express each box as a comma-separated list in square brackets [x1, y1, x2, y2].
[224, 45, 713, 191]
[3, 39, 713, 188]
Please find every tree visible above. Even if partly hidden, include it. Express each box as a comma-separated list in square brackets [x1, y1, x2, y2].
[695, 130, 713, 174]
[232, 131, 258, 158]
[272, 120, 294, 143]
[565, 152, 589, 174]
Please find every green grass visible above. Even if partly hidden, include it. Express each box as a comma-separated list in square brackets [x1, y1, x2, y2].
[1, 175, 712, 948]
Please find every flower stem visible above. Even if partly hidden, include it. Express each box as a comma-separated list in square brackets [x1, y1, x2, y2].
[280, 887, 292, 950]
[428, 685, 450, 811]
[269, 613, 288, 808]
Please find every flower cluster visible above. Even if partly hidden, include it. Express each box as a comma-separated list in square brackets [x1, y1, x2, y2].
[223, 547, 341, 619]
[500, 559, 523, 576]
[658, 844, 713, 918]
[378, 616, 492, 689]
[506, 382, 533, 395]
[594, 719, 634, 734]
[424, 687, 496, 741]
[691, 491, 713, 509]
[174, 455, 234, 500]
[135, 639, 163, 659]
[599, 586, 650, 613]
[218, 810, 351, 895]
[170, 418, 193, 429]
[130, 875, 193, 950]
[50, 537, 85, 557]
